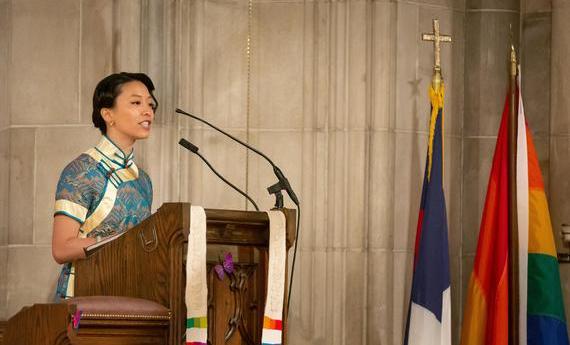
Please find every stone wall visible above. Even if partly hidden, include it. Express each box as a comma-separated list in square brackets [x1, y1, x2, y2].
[0, 2, 465, 344]
[0, 0, 10, 322]
[174, 1, 465, 343]
[551, 0, 570, 325]
[5, 0, 105, 318]
[13, 0, 570, 343]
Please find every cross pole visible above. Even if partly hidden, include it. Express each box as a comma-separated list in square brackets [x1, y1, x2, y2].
[422, 19, 452, 92]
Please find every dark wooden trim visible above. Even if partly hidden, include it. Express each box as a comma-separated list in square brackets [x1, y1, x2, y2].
[0, 320, 7, 345]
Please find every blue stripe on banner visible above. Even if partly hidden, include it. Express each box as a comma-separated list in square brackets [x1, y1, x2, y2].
[409, 107, 451, 322]
[528, 314, 570, 345]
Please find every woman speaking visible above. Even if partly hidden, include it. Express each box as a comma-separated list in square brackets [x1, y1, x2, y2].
[51, 72, 157, 300]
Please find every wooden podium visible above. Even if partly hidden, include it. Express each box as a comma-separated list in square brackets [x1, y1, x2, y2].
[75, 203, 296, 344]
[3, 203, 296, 345]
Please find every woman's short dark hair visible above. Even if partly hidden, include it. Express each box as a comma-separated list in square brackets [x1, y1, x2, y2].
[92, 72, 159, 134]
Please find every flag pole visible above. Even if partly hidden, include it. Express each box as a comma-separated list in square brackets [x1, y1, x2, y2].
[508, 39, 520, 345]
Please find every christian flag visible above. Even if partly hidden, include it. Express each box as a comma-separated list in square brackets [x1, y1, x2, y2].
[460, 80, 569, 345]
[403, 84, 451, 345]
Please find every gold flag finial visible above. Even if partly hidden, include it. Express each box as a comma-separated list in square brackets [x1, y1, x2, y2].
[510, 24, 517, 77]
[422, 19, 452, 92]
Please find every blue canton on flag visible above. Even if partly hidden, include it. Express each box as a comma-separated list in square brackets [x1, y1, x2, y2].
[403, 85, 451, 345]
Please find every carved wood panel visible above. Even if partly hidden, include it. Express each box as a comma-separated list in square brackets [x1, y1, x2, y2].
[206, 255, 267, 345]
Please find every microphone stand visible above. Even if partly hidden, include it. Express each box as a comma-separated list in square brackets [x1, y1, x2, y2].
[176, 108, 301, 320]
[178, 138, 260, 211]
[176, 108, 299, 209]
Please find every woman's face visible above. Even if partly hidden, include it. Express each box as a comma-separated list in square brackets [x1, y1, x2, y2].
[105, 80, 155, 142]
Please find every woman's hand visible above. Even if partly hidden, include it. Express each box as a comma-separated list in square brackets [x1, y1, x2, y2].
[52, 215, 97, 264]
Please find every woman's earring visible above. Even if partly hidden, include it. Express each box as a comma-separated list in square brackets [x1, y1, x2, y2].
[110, 121, 115, 127]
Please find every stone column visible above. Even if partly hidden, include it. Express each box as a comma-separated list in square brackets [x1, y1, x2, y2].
[3, 0, 156, 318]
[6, 0, 91, 317]
[521, 0, 551, 182]
[0, 0, 10, 321]
[177, 0, 251, 211]
[138, 0, 183, 209]
[550, 0, 570, 330]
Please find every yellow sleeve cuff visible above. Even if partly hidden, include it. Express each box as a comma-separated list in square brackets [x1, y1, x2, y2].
[54, 199, 88, 224]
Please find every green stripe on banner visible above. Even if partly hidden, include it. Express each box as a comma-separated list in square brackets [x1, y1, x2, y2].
[528, 253, 566, 322]
[186, 317, 207, 328]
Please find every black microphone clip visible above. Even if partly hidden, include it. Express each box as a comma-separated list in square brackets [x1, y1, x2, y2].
[267, 166, 299, 208]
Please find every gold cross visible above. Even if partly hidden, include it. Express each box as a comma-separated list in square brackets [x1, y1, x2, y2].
[422, 19, 452, 91]
[422, 19, 452, 70]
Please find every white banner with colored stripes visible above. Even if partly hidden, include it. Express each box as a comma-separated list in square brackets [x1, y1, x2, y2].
[185, 207, 287, 345]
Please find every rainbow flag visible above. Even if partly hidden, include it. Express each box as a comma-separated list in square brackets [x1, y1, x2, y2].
[460, 83, 569, 345]
[403, 84, 451, 345]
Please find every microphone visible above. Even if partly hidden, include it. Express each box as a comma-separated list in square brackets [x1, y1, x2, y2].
[176, 109, 301, 321]
[178, 138, 260, 211]
[176, 108, 299, 208]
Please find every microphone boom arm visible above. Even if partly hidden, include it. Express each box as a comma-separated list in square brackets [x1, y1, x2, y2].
[176, 108, 300, 208]
[176, 110, 302, 322]
[178, 139, 260, 211]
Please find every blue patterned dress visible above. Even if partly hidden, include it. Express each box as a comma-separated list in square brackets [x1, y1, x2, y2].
[54, 135, 153, 299]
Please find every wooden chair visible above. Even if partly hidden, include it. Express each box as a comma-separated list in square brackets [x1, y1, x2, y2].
[65, 296, 170, 345]
[3, 297, 170, 345]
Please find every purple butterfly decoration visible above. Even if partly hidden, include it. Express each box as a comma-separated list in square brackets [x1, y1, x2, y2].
[214, 252, 235, 281]
[72, 309, 82, 329]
